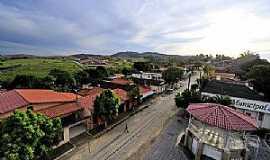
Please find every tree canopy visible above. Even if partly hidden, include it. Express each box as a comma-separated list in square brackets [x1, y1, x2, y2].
[162, 67, 183, 84]
[94, 90, 120, 124]
[247, 64, 270, 100]
[175, 89, 201, 109]
[48, 69, 75, 90]
[133, 62, 153, 72]
[0, 110, 62, 160]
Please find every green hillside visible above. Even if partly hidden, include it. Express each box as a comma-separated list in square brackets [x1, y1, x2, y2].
[0, 58, 83, 82]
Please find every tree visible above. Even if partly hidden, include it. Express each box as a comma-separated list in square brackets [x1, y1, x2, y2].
[122, 67, 132, 76]
[8, 75, 42, 89]
[84, 66, 109, 82]
[175, 89, 201, 109]
[74, 70, 89, 87]
[94, 90, 120, 126]
[162, 67, 183, 87]
[133, 62, 152, 72]
[240, 50, 253, 58]
[191, 84, 198, 91]
[48, 69, 75, 90]
[202, 64, 214, 77]
[239, 58, 269, 80]
[202, 95, 232, 106]
[128, 85, 140, 108]
[247, 65, 270, 100]
[0, 110, 62, 160]
[96, 66, 109, 78]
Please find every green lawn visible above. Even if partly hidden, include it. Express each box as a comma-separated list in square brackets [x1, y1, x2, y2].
[0, 58, 83, 82]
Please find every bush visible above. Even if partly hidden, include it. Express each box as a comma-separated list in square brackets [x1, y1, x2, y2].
[175, 89, 201, 109]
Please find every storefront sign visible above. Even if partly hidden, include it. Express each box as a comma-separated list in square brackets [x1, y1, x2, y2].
[202, 92, 270, 114]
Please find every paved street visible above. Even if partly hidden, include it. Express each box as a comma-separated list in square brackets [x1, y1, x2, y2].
[143, 112, 190, 160]
[61, 73, 199, 160]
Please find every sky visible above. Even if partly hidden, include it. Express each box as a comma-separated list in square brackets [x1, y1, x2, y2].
[0, 0, 270, 59]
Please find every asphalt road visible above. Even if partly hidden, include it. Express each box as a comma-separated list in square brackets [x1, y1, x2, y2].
[61, 73, 199, 160]
[143, 113, 190, 160]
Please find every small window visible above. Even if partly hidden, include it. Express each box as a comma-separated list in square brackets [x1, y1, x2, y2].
[245, 112, 251, 116]
[258, 112, 264, 121]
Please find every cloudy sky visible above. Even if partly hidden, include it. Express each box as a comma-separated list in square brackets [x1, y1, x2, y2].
[0, 0, 270, 58]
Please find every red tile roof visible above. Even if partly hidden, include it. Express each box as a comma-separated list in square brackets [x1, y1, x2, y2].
[113, 88, 128, 102]
[187, 103, 257, 131]
[110, 78, 131, 85]
[0, 89, 79, 114]
[15, 89, 78, 103]
[78, 87, 103, 111]
[0, 90, 29, 113]
[139, 86, 153, 95]
[78, 87, 103, 97]
[37, 102, 83, 118]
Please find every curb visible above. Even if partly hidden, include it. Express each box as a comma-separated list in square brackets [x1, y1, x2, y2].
[53, 143, 76, 160]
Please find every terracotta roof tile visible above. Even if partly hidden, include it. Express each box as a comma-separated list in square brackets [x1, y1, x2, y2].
[37, 102, 83, 118]
[187, 103, 257, 131]
[78, 87, 103, 110]
[139, 86, 153, 95]
[0, 89, 80, 114]
[113, 88, 128, 102]
[15, 89, 78, 103]
[0, 90, 29, 113]
[111, 78, 131, 85]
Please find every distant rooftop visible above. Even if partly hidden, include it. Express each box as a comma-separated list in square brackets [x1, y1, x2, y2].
[201, 80, 265, 101]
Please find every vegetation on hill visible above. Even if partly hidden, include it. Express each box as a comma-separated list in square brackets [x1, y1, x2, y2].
[0, 58, 82, 83]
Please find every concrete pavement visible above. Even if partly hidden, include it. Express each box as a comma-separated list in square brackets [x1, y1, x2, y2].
[60, 73, 199, 160]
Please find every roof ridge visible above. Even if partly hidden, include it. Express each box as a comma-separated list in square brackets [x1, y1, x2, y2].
[37, 102, 80, 112]
[14, 89, 31, 104]
[223, 105, 257, 128]
[219, 105, 233, 130]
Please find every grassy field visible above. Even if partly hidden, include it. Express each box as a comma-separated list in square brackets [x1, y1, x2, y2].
[0, 58, 83, 82]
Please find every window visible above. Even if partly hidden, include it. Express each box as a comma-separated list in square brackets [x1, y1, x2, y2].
[258, 112, 264, 121]
[245, 112, 251, 116]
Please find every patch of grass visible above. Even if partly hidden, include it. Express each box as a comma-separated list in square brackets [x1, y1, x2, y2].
[0, 58, 83, 82]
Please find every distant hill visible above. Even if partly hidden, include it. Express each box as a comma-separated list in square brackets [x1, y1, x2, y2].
[0, 54, 38, 59]
[112, 51, 193, 62]
[69, 53, 106, 60]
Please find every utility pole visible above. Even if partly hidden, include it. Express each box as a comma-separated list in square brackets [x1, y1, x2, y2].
[187, 73, 191, 91]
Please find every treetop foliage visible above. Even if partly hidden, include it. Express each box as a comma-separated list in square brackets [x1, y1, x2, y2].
[0, 110, 62, 160]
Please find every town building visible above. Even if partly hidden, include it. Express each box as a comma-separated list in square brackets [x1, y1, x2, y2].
[0, 89, 87, 145]
[184, 103, 257, 160]
[132, 71, 166, 94]
[139, 85, 155, 101]
[101, 78, 134, 91]
[213, 68, 237, 81]
[201, 80, 270, 129]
